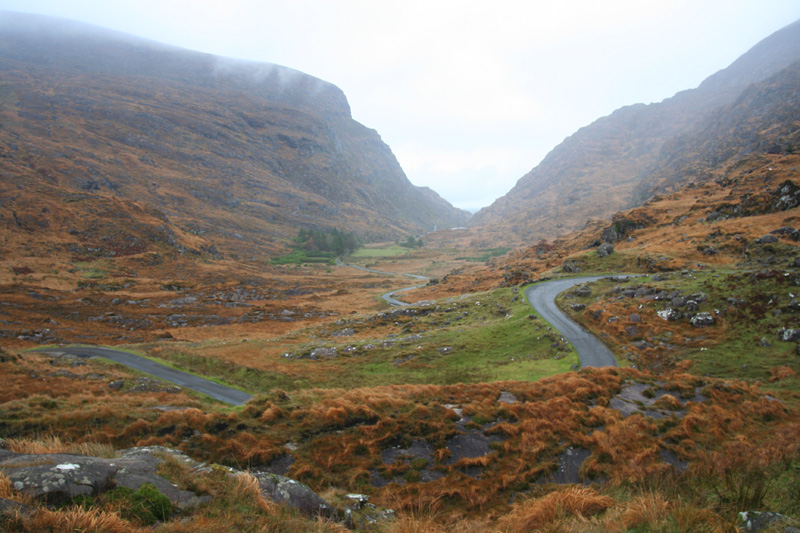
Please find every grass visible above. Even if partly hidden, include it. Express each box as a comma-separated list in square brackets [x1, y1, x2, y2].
[455, 246, 512, 262]
[270, 248, 336, 265]
[558, 269, 800, 395]
[350, 245, 410, 258]
[136, 287, 578, 394]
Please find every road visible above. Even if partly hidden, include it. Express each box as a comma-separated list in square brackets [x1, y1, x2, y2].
[336, 257, 428, 305]
[34, 346, 252, 406]
[524, 276, 618, 367]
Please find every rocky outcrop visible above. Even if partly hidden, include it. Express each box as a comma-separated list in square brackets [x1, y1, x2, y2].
[0, 445, 335, 519]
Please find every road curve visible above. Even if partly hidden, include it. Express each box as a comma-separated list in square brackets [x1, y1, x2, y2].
[336, 257, 428, 305]
[524, 276, 617, 368]
[34, 346, 252, 406]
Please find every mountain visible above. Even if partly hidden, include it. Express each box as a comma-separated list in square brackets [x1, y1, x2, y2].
[0, 12, 469, 262]
[470, 18, 800, 242]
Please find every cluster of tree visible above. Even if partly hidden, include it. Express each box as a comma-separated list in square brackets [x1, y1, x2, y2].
[294, 228, 361, 255]
[399, 235, 424, 248]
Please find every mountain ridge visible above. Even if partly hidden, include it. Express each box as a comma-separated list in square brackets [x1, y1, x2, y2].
[470, 17, 800, 242]
[0, 11, 469, 264]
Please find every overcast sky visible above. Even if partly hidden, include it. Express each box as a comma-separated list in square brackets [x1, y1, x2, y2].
[1, 1, 799, 211]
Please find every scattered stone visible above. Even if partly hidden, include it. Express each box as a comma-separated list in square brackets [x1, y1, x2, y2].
[657, 308, 682, 321]
[562, 260, 581, 273]
[573, 286, 591, 297]
[570, 303, 586, 311]
[756, 235, 779, 244]
[625, 326, 639, 337]
[437, 347, 453, 355]
[498, 391, 519, 404]
[330, 328, 355, 337]
[251, 472, 336, 519]
[789, 299, 800, 312]
[629, 313, 641, 323]
[782, 328, 800, 342]
[596, 243, 615, 257]
[109, 379, 124, 390]
[690, 313, 715, 328]
[740, 510, 797, 533]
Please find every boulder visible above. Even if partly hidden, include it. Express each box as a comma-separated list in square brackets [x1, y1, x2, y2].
[690, 313, 715, 328]
[251, 472, 336, 519]
[756, 234, 779, 244]
[782, 328, 800, 342]
[0, 447, 209, 510]
[657, 309, 682, 321]
[596, 243, 614, 257]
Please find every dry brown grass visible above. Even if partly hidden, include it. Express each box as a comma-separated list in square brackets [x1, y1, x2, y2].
[498, 486, 615, 533]
[4, 435, 116, 458]
[21, 506, 145, 533]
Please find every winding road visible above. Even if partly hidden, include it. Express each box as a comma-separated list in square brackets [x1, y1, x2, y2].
[335, 257, 429, 305]
[29, 274, 619, 405]
[34, 346, 252, 406]
[525, 276, 618, 367]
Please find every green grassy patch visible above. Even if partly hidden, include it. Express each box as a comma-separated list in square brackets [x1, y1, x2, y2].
[269, 248, 336, 265]
[456, 246, 512, 262]
[350, 245, 410, 258]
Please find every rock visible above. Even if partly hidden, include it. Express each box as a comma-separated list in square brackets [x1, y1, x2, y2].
[109, 379, 124, 390]
[684, 300, 700, 312]
[562, 260, 581, 273]
[740, 510, 797, 532]
[657, 309, 682, 321]
[0, 447, 209, 510]
[252, 472, 336, 519]
[770, 226, 796, 236]
[756, 235, 779, 244]
[596, 243, 614, 257]
[690, 312, 715, 328]
[782, 328, 800, 342]
[789, 299, 800, 311]
[629, 313, 641, 322]
[330, 328, 355, 337]
[625, 326, 639, 336]
[570, 303, 586, 311]
[573, 286, 591, 298]
[672, 296, 687, 308]
[437, 347, 453, 355]
[308, 347, 337, 359]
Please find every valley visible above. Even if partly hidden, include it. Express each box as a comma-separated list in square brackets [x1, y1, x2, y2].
[2, 10, 800, 533]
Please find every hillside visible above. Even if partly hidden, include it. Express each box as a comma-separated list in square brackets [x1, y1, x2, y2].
[470, 18, 800, 243]
[0, 12, 469, 266]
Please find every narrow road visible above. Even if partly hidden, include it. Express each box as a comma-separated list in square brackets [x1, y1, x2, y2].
[336, 257, 429, 305]
[34, 346, 252, 406]
[524, 276, 618, 367]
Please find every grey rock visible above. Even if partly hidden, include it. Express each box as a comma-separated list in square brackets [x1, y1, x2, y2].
[782, 329, 800, 342]
[671, 296, 687, 308]
[571, 303, 586, 311]
[596, 243, 614, 257]
[789, 299, 800, 311]
[756, 234, 779, 244]
[740, 510, 796, 532]
[629, 313, 642, 323]
[252, 472, 336, 519]
[0, 447, 209, 511]
[573, 286, 591, 298]
[690, 313, 715, 328]
[657, 308, 683, 321]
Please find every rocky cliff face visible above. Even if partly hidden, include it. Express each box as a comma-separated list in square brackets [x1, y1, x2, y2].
[470, 18, 800, 243]
[0, 12, 468, 262]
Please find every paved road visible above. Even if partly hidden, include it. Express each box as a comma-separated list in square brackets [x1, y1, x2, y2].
[34, 346, 252, 405]
[524, 276, 618, 367]
[336, 257, 429, 305]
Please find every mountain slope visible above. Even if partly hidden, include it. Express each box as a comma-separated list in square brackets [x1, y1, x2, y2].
[470, 18, 800, 242]
[0, 12, 469, 263]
